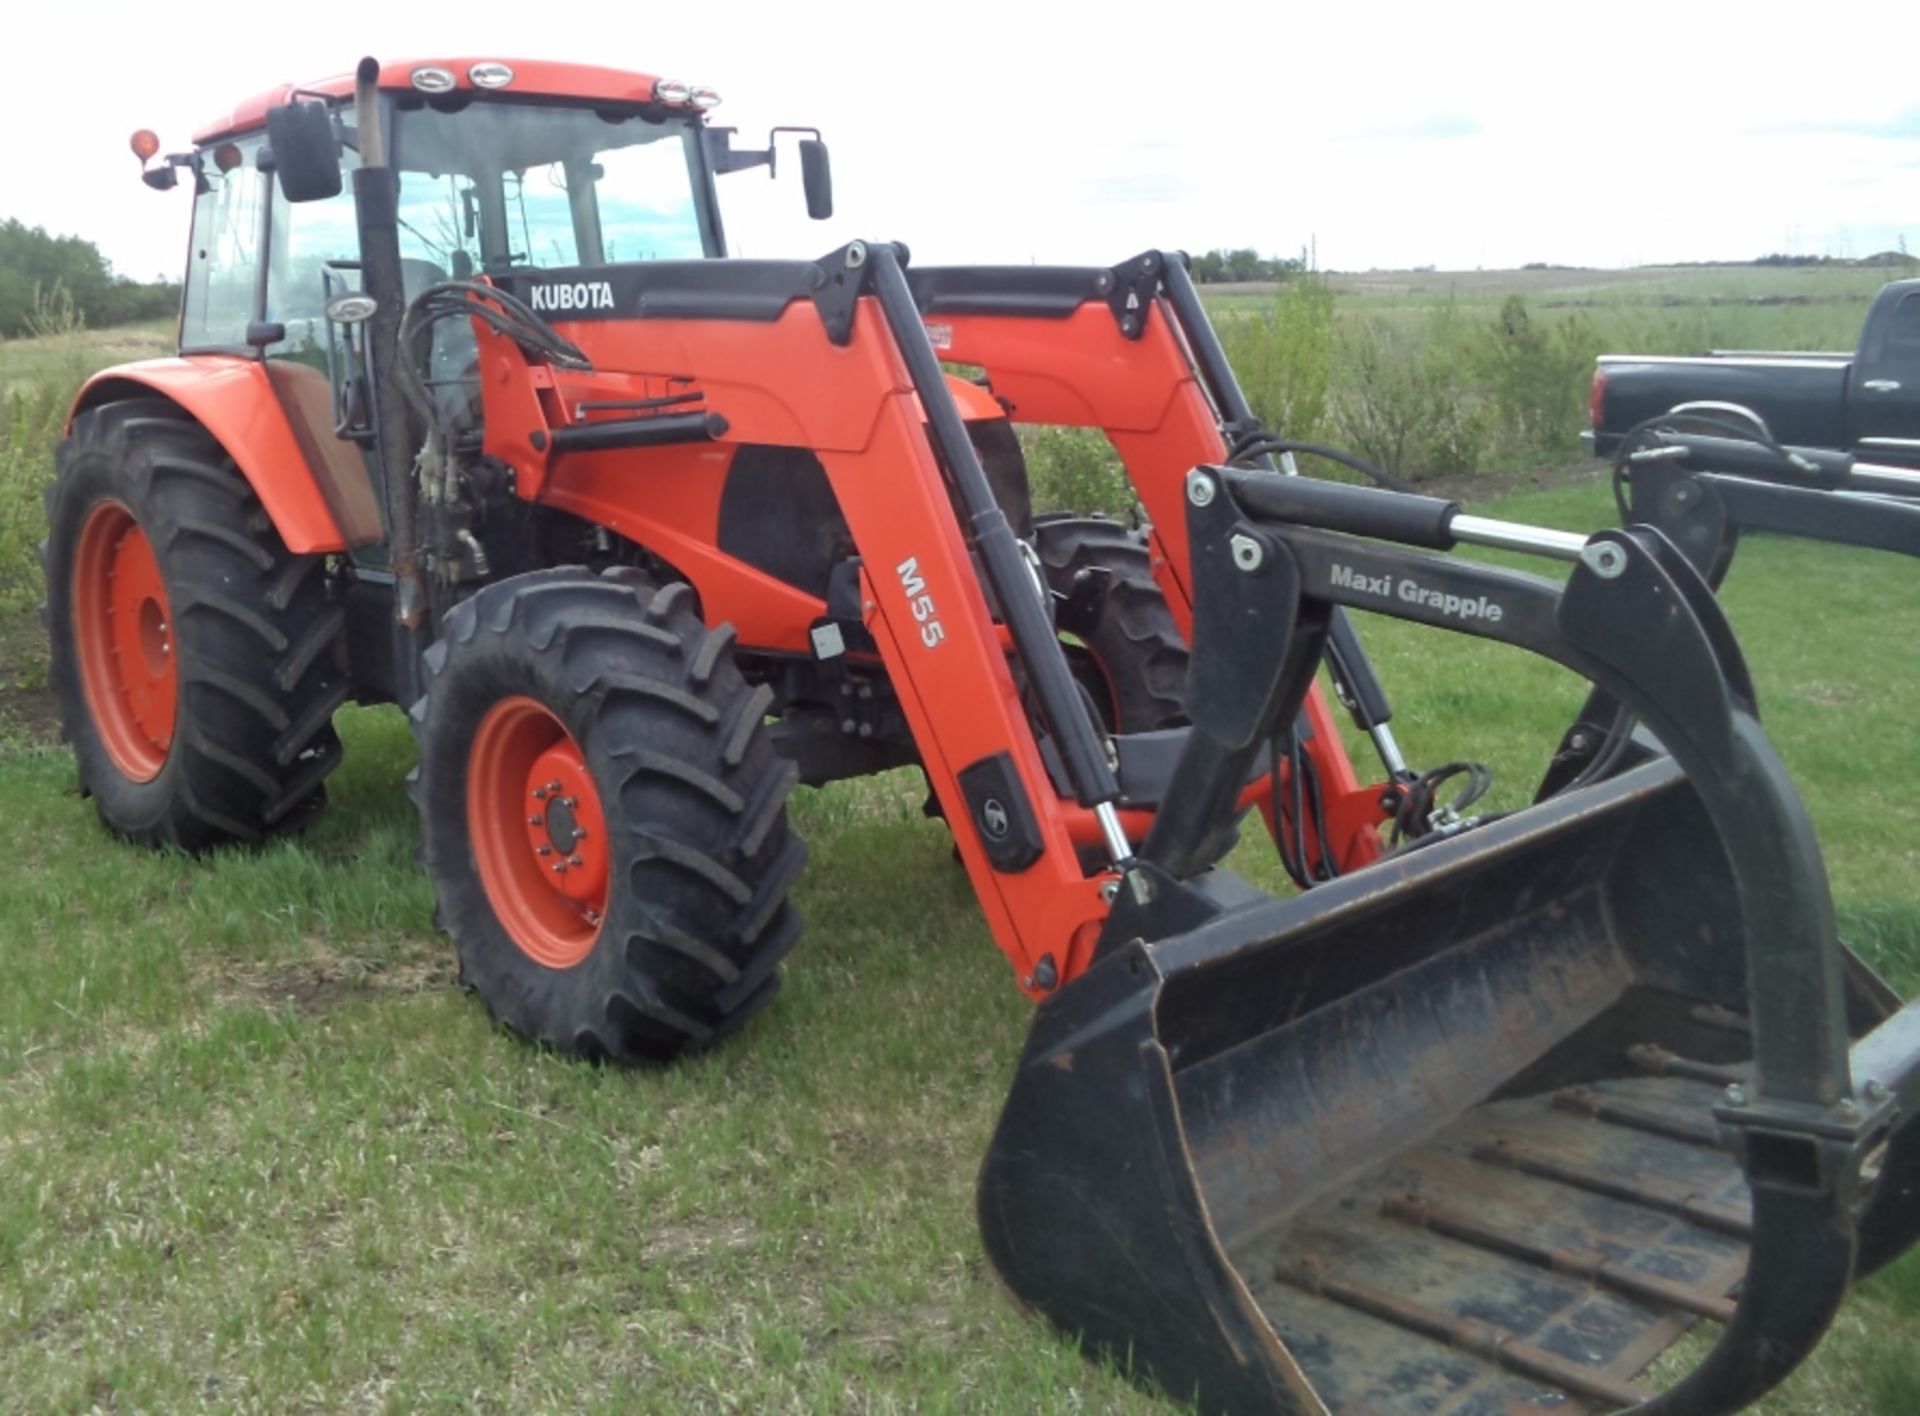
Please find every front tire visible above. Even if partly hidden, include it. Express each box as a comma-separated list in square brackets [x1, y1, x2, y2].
[1032, 515, 1188, 734]
[44, 399, 346, 849]
[410, 568, 806, 1061]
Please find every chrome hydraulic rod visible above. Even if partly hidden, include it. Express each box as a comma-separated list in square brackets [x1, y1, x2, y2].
[1094, 801, 1135, 871]
[1449, 515, 1590, 562]
[1369, 724, 1410, 777]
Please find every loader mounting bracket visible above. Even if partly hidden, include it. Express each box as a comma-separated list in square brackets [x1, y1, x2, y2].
[1100, 249, 1168, 339]
[1099, 860, 1269, 958]
[810, 240, 892, 346]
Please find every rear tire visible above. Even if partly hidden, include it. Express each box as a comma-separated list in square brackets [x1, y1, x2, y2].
[410, 568, 805, 1061]
[43, 399, 346, 849]
[1032, 515, 1188, 733]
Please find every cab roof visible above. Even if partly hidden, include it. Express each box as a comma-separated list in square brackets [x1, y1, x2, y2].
[193, 57, 676, 144]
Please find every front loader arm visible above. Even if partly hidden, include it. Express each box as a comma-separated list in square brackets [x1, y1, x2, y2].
[465, 247, 1138, 992]
[459, 243, 1406, 992]
[916, 256, 1403, 872]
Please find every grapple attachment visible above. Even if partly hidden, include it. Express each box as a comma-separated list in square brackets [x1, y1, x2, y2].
[980, 472, 1920, 1414]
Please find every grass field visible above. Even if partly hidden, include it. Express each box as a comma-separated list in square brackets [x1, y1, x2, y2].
[1207, 262, 1899, 349]
[2, 278, 1917, 1412]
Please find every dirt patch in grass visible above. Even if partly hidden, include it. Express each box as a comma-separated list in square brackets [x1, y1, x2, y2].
[642, 1217, 764, 1266]
[1801, 682, 1862, 706]
[0, 605, 58, 747]
[212, 942, 455, 1017]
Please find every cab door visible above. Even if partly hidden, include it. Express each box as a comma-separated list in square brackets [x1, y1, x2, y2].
[255, 134, 389, 556]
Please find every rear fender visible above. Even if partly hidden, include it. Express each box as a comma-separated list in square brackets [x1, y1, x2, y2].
[72, 359, 350, 554]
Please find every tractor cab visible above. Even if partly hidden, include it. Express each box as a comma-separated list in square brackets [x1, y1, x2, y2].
[135, 59, 830, 560]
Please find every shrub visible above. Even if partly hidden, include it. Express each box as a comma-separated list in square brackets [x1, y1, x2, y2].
[1218, 276, 1336, 441]
[1021, 424, 1136, 517]
[1466, 295, 1601, 465]
[1328, 313, 1487, 483]
[26, 281, 85, 341]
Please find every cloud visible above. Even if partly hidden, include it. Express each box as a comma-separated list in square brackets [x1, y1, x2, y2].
[1768, 105, 1920, 140]
[1080, 171, 1188, 207]
[1341, 113, 1482, 143]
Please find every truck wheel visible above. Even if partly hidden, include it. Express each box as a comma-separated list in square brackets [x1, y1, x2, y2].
[410, 568, 806, 1061]
[43, 399, 346, 849]
[1032, 515, 1188, 733]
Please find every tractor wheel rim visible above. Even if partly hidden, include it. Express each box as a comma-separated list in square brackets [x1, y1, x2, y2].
[467, 696, 608, 969]
[73, 501, 176, 782]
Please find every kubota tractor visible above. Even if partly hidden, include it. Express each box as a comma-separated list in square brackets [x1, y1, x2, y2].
[48, 55, 1920, 1414]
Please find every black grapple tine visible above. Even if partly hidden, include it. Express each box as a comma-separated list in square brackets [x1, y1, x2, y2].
[1542, 453, 1920, 800]
[980, 470, 1920, 1415]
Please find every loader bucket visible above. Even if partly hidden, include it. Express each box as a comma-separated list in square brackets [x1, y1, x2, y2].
[980, 755, 1918, 1413]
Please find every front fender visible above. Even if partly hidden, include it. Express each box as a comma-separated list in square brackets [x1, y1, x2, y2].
[72, 357, 350, 554]
[945, 373, 1004, 421]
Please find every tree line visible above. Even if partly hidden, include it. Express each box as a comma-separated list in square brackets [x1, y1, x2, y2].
[0, 220, 180, 338]
[1187, 248, 1308, 284]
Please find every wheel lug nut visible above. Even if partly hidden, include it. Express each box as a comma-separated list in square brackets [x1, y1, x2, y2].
[569, 855, 584, 868]
[547, 780, 562, 792]
[562, 796, 577, 808]
[537, 845, 552, 856]
[552, 863, 567, 874]
[533, 788, 548, 801]
[573, 828, 588, 841]
[529, 814, 543, 826]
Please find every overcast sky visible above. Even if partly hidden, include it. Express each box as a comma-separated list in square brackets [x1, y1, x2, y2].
[6, 1, 1916, 282]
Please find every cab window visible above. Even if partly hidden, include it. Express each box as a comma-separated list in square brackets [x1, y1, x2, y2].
[265, 142, 362, 360]
[180, 137, 268, 349]
[1877, 292, 1920, 365]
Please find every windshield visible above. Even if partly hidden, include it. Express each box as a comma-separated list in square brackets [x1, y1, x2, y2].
[388, 99, 714, 277]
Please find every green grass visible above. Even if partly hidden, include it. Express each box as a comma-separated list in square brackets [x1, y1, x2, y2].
[3, 480, 1918, 1412]
[0, 720, 1168, 1412]
[0, 319, 174, 392]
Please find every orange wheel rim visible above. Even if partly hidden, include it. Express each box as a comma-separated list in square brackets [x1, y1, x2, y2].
[467, 696, 609, 968]
[73, 501, 177, 782]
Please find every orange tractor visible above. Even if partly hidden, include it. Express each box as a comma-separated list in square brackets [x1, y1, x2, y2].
[49, 56, 1920, 1413]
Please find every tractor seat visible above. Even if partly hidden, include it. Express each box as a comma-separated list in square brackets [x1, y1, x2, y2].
[400, 257, 448, 302]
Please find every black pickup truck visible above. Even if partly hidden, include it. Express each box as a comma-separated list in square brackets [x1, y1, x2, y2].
[1586, 278, 1920, 467]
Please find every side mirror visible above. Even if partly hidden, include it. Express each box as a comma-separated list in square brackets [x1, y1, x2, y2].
[799, 139, 833, 221]
[266, 100, 342, 202]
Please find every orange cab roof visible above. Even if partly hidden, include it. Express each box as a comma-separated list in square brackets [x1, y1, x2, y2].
[193, 57, 673, 144]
